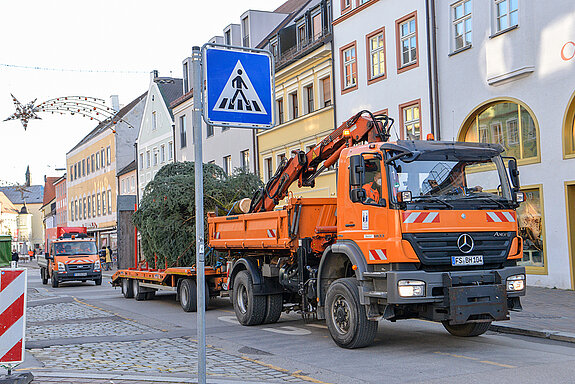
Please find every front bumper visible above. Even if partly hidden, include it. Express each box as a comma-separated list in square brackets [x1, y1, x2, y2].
[55, 269, 101, 282]
[362, 266, 525, 324]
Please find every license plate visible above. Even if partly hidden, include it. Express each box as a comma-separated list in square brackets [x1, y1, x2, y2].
[74, 272, 88, 277]
[451, 255, 483, 266]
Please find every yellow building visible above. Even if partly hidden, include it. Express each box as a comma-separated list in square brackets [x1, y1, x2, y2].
[66, 94, 146, 249]
[258, 0, 335, 201]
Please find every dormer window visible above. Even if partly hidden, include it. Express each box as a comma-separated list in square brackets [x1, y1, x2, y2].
[242, 16, 249, 47]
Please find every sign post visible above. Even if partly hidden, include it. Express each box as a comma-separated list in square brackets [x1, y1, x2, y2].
[193, 43, 274, 384]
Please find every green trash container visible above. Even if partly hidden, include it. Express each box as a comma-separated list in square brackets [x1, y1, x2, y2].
[0, 235, 12, 267]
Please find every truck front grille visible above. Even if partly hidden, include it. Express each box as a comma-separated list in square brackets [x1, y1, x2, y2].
[403, 231, 515, 266]
[67, 263, 92, 272]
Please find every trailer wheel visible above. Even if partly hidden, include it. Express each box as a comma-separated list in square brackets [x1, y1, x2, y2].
[146, 291, 155, 300]
[442, 321, 491, 337]
[233, 270, 266, 326]
[51, 274, 59, 288]
[122, 278, 134, 298]
[325, 278, 377, 349]
[41, 268, 48, 285]
[179, 279, 198, 312]
[263, 294, 283, 324]
[133, 279, 146, 301]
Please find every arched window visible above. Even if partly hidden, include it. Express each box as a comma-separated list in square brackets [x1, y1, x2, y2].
[459, 99, 539, 163]
[563, 91, 575, 158]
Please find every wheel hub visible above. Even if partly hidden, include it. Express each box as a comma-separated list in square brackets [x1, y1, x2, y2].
[237, 285, 248, 314]
[332, 295, 350, 334]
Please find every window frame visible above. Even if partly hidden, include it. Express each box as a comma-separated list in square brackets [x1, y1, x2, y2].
[241, 149, 250, 171]
[493, 0, 519, 35]
[341, 0, 351, 15]
[276, 98, 284, 125]
[180, 114, 187, 149]
[321, 76, 332, 107]
[366, 26, 387, 85]
[398, 99, 422, 140]
[289, 91, 299, 120]
[340, 41, 358, 94]
[395, 11, 419, 74]
[562, 90, 575, 159]
[223, 155, 232, 176]
[304, 84, 314, 114]
[451, 0, 473, 53]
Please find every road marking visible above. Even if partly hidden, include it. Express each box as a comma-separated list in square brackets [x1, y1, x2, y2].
[434, 352, 517, 369]
[261, 326, 311, 336]
[306, 323, 328, 329]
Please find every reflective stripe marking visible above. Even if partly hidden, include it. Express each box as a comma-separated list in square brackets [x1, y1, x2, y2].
[267, 229, 276, 238]
[0, 269, 26, 364]
[369, 249, 387, 261]
[0, 317, 24, 362]
[486, 211, 515, 223]
[422, 212, 439, 223]
[486, 212, 502, 222]
[403, 212, 421, 223]
[502, 212, 515, 222]
[403, 212, 440, 224]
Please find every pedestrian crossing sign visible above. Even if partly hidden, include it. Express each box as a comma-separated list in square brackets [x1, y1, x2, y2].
[204, 46, 274, 129]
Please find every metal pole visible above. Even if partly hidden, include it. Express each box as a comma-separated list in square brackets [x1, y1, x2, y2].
[191, 45, 206, 384]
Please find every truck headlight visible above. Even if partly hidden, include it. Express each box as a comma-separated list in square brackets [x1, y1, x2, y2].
[94, 259, 101, 271]
[398, 280, 425, 297]
[57, 261, 66, 272]
[506, 274, 525, 291]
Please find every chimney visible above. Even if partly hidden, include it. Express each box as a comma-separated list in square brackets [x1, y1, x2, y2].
[110, 95, 120, 112]
[25, 166, 31, 187]
[150, 70, 159, 81]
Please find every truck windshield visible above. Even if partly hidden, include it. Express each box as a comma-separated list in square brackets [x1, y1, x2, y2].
[54, 241, 97, 256]
[386, 155, 514, 209]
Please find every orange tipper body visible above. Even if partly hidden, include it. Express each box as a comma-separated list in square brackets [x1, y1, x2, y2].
[39, 227, 102, 287]
[208, 135, 526, 348]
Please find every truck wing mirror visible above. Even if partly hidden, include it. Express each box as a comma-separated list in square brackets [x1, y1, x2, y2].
[508, 158, 520, 189]
[350, 188, 366, 203]
[45, 252, 52, 260]
[349, 155, 365, 186]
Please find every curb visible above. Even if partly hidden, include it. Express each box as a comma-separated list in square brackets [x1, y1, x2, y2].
[489, 324, 575, 343]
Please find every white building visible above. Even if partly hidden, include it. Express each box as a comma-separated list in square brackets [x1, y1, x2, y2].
[136, 72, 182, 198]
[435, 0, 575, 289]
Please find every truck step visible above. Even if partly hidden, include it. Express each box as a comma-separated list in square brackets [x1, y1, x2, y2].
[364, 291, 387, 298]
[363, 272, 387, 278]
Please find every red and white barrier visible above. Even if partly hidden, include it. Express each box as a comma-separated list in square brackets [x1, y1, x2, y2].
[0, 268, 27, 365]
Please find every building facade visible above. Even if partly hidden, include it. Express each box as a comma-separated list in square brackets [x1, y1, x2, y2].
[258, 0, 337, 199]
[137, 72, 182, 198]
[54, 175, 67, 228]
[0, 192, 18, 239]
[41, 176, 59, 250]
[67, 94, 146, 249]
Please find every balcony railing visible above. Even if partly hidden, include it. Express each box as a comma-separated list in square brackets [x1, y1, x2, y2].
[274, 27, 332, 68]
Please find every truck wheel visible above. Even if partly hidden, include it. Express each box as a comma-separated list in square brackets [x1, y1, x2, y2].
[133, 279, 146, 301]
[442, 321, 491, 337]
[179, 279, 198, 312]
[41, 269, 48, 285]
[263, 294, 283, 324]
[233, 270, 266, 326]
[94, 278, 102, 286]
[51, 275, 59, 288]
[325, 278, 377, 349]
[146, 291, 155, 300]
[122, 278, 134, 298]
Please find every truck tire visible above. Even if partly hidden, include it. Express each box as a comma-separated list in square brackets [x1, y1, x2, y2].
[51, 274, 59, 288]
[122, 278, 134, 298]
[325, 278, 377, 349]
[263, 294, 283, 324]
[146, 291, 155, 300]
[133, 279, 146, 301]
[232, 270, 266, 326]
[442, 321, 491, 337]
[179, 279, 198, 312]
[94, 278, 102, 286]
[41, 268, 48, 285]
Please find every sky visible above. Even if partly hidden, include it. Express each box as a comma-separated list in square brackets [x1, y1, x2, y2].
[0, 0, 285, 186]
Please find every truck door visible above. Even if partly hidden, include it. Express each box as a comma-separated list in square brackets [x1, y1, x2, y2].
[340, 152, 390, 264]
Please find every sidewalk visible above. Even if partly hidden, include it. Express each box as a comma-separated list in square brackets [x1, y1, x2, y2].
[491, 286, 575, 343]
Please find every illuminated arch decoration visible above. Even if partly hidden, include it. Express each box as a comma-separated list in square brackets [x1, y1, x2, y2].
[458, 98, 540, 164]
[3, 94, 135, 131]
[563, 90, 575, 159]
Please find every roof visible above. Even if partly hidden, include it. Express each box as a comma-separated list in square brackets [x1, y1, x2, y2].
[274, 0, 310, 14]
[0, 192, 18, 214]
[67, 92, 148, 154]
[117, 160, 136, 177]
[155, 78, 184, 119]
[42, 177, 59, 207]
[170, 89, 194, 109]
[0, 185, 44, 205]
[256, 0, 312, 49]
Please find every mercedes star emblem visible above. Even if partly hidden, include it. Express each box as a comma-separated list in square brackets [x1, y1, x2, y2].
[457, 234, 474, 254]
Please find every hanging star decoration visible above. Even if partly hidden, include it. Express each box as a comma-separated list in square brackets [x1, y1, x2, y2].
[3, 94, 135, 132]
[3, 94, 40, 130]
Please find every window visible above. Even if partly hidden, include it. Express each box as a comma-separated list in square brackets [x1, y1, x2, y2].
[340, 42, 357, 92]
[86, 157, 90, 175]
[242, 16, 249, 47]
[341, 0, 351, 14]
[100, 149, 105, 168]
[351, 154, 385, 207]
[400, 101, 421, 140]
[160, 145, 165, 163]
[78, 199, 82, 220]
[82, 159, 86, 177]
[87, 196, 91, 218]
[101, 192, 106, 216]
[264, 157, 273, 182]
[270, 41, 279, 58]
[152, 111, 157, 131]
[321, 77, 332, 107]
[91, 154, 95, 172]
[139, 153, 144, 169]
[108, 190, 112, 214]
[131, 176, 135, 191]
[516, 187, 546, 271]
[183, 62, 189, 93]
[107, 146, 111, 165]
[153, 148, 158, 166]
[495, 0, 518, 33]
[74, 164, 77, 180]
[97, 193, 101, 216]
[168, 142, 173, 160]
[297, 23, 306, 48]
[241, 150, 250, 171]
[366, 28, 386, 83]
[92, 193, 96, 217]
[277, 98, 284, 124]
[396, 12, 418, 72]
[452, 0, 472, 51]
[305, 85, 314, 114]
[564, 91, 575, 157]
[83, 198, 86, 220]
[289, 92, 299, 119]
[460, 101, 538, 161]
[69, 166, 73, 180]
[146, 151, 151, 168]
[223, 155, 232, 176]
[277, 153, 287, 169]
[312, 12, 322, 40]
[225, 30, 231, 45]
[180, 115, 187, 148]
[207, 124, 214, 137]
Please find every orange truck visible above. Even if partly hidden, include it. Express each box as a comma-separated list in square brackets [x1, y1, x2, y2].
[207, 111, 526, 348]
[38, 227, 102, 287]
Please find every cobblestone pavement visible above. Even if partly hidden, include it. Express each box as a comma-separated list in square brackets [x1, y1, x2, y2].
[24, 287, 313, 383]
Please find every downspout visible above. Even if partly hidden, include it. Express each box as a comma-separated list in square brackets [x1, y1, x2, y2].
[425, 0, 441, 140]
[172, 123, 177, 162]
[134, 142, 140, 204]
[252, 129, 259, 176]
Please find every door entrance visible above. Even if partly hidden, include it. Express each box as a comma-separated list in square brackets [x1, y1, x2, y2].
[567, 183, 575, 289]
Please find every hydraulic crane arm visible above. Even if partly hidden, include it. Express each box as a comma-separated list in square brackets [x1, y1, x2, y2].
[249, 111, 394, 213]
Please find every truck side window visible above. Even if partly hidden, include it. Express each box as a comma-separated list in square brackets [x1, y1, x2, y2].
[360, 157, 385, 207]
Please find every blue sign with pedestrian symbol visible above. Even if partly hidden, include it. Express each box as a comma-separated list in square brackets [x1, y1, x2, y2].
[203, 46, 274, 129]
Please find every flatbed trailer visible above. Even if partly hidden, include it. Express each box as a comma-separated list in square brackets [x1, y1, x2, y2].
[111, 265, 228, 311]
